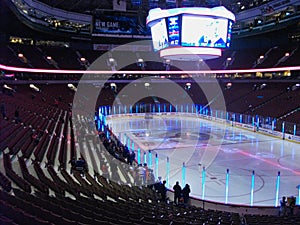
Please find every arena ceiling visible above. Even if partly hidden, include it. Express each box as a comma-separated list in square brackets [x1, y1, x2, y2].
[36, 0, 273, 14]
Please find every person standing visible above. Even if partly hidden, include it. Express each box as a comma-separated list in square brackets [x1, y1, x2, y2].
[279, 196, 287, 216]
[182, 184, 191, 206]
[289, 196, 296, 216]
[69, 157, 76, 174]
[159, 180, 167, 202]
[173, 181, 182, 205]
[128, 151, 135, 166]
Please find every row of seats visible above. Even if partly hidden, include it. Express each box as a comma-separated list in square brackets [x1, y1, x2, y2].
[1, 43, 299, 70]
[1, 132, 298, 225]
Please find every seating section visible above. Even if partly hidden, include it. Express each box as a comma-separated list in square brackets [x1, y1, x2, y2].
[0, 45, 29, 68]
[1, 43, 300, 71]
[8, 44, 56, 69]
[0, 44, 90, 70]
[255, 46, 290, 69]
[228, 48, 266, 69]
[39, 46, 85, 70]
[0, 170, 12, 192]
[278, 47, 300, 67]
[0, 186, 245, 225]
[225, 82, 292, 115]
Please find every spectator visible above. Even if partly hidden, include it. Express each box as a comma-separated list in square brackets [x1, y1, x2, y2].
[137, 164, 146, 185]
[152, 176, 162, 191]
[110, 159, 119, 181]
[129, 166, 137, 184]
[31, 130, 40, 146]
[182, 184, 191, 206]
[75, 158, 86, 176]
[173, 181, 182, 205]
[159, 180, 167, 202]
[123, 145, 130, 159]
[69, 157, 76, 174]
[128, 151, 135, 165]
[279, 196, 287, 216]
[143, 163, 149, 185]
[147, 168, 155, 185]
[101, 161, 109, 178]
[289, 196, 296, 216]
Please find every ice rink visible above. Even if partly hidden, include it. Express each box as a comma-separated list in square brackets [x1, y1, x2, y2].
[107, 114, 300, 207]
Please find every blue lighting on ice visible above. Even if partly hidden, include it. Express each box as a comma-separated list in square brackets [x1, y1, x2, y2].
[225, 169, 229, 204]
[275, 171, 280, 207]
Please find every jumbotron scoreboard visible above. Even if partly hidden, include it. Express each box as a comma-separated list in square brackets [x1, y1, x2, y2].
[147, 7, 235, 60]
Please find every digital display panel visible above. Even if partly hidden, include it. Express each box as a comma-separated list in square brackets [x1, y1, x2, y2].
[181, 14, 228, 48]
[150, 19, 169, 51]
[226, 20, 233, 48]
[93, 15, 138, 34]
[167, 16, 180, 46]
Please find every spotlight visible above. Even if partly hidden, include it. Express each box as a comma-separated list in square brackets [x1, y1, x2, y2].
[110, 83, 117, 92]
[29, 84, 40, 92]
[67, 83, 77, 91]
[3, 84, 14, 91]
[185, 82, 191, 90]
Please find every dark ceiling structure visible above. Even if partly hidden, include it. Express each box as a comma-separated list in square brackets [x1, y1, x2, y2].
[36, 0, 274, 14]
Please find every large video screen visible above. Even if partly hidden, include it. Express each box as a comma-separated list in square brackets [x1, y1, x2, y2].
[181, 15, 229, 48]
[151, 19, 169, 51]
[167, 16, 180, 46]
